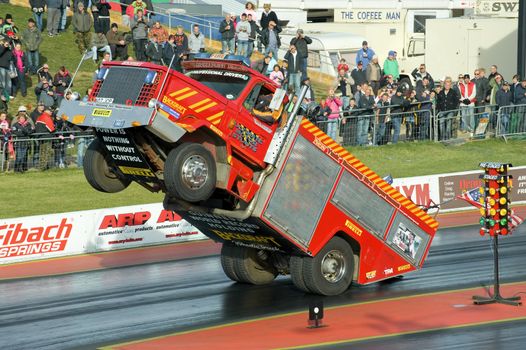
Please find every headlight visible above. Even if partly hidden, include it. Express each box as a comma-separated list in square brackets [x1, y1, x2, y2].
[148, 98, 158, 108]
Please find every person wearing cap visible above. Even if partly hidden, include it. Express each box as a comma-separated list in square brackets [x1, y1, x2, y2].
[260, 20, 281, 61]
[351, 60, 366, 94]
[106, 23, 129, 61]
[356, 40, 375, 68]
[219, 14, 236, 54]
[458, 74, 477, 133]
[366, 55, 382, 95]
[29, 0, 46, 31]
[72, 2, 93, 54]
[290, 29, 312, 80]
[37, 63, 52, 82]
[383, 50, 399, 81]
[496, 81, 512, 134]
[1, 14, 19, 39]
[21, 18, 42, 75]
[11, 106, 34, 172]
[236, 13, 251, 57]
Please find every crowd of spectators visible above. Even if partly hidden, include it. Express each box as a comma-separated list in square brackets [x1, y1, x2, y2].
[1, 1, 526, 172]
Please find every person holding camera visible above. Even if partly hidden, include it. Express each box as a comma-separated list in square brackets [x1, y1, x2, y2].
[290, 29, 312, 80]
[458, 73, 477, 133]
[219, 14, 235, 54]
[236, 13, 251, 57]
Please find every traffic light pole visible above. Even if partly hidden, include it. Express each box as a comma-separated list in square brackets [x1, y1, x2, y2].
[472, 233, 522, 306]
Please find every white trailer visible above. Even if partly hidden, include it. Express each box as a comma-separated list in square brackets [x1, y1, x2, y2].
[424, 17, 518, 81]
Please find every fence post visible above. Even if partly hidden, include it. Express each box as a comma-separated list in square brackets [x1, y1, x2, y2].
[168, 12, 172, 33]
[434, 112, 439, 142]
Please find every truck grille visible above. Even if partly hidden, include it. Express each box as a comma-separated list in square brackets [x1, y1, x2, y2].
[90, 67, 161, 106]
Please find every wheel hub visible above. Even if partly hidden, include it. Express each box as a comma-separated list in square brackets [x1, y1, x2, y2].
[321, 250, 346, 283]
[181, 155, 209, 189]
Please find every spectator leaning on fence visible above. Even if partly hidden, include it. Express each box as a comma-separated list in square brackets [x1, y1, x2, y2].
[11, 106, 33, 173]
[436, 78, 460, 141]
[34, 106, 55, 170]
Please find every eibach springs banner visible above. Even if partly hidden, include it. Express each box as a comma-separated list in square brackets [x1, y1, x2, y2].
[0, 203, 206, 264]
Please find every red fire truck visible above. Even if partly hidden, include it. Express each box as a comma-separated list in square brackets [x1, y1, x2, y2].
[59, 56, 438, 295]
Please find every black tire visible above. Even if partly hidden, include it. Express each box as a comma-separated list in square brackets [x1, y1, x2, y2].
[302, 236, 354, 296]
[230, 245, 278, 285]
[220, 243, 241, 282]
[84, 139, 131, 193]
[164, 143, 216, 203]
[290, 255, 310, 293]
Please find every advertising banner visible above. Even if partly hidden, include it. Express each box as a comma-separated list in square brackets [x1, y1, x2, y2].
[475, 0, 519, 17]
[334, 8, 403, 23]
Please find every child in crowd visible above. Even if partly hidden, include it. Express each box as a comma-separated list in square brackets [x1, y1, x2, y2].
[269, 64, 284, 86]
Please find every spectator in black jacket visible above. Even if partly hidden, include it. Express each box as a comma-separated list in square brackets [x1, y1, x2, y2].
[247, 13, 259, 58]
[94, 0, 111, 34]
[0, 40, 13, 99]
[290, 29, 312, 80]
[219, 14, 235, 54]
[145, 35, 163, 64]
[350, 61, 366, 94]
[53, 66, 72, 103]
[283, 44, 302, 94]
[357, 85, 375, 146]
[260, 21, 281, 60]
[163, 34, 181, 71]
[436, 78, 460, 140]
[390, 87, 407, 144]
[29, 0, 46, 31]
[411, 64, 434, 88]
[37, 63, 52, 82]
[473, 68, 489, 115]
[496, 81, 512, 134]
[260, 3, 278, 33]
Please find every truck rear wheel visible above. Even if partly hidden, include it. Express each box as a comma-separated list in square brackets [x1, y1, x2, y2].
[84, 139, 131, 193]
[220, 243, 240, 282]
[221, 244, 277, 285]
[290, 255, 310, 293]
[164, 143, 216, 203]
[301, 236, 354, 296]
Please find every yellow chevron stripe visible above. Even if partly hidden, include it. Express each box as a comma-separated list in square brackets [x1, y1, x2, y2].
[175, 91, 198, 101]
[307, 126, 318, 132]
[313, 130, 324, 137]
[189, 98, 212, 109]
[195, 101, 218, 113]
[327, 141, 339, 149]
[319, 135, 330, 142]
[212, 120, 221, 125]
[169, 87, 191, 97]
[207, 111, 224, 121]
[344, 154, 354, 160]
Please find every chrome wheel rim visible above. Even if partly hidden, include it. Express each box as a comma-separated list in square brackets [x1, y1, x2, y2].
[321, 250, 346, 283]
[181, 155, 208, 189]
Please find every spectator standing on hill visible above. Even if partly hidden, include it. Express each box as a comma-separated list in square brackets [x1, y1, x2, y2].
[325, 88, 342, 140]
[383, 50, 399, 81]
[11, 107, 33, 173]
[458, 74, 476, 133]
[247, 13, 258, 58]
[29, 0, 46, 32]
[436, 78, 459, 140]
[53, 65, 72, 104]
[366, 55, 382, 95]
[11, 42, 28, 98]
[260, 20, 281, 60]
[389, 87, 406, 144]
[21, 19, 42, 75]
[0, 40, 13, 98]
[131, 9, 149, 61]
[188, 24, 205, 60]
[284, 44, 302, 94]
[149, 21, 168, 46]
[58, 0, 69, 33]
[94, 0, 111, 35]
[356, 40, 375, 68]
[106, 23, 128, 60]
[91, 31, 111, 62]
[236, 14, 251, 57]
[30, 101, 45, 123]
[411, 64, 434, 87]
[351, 61, 366, 94]
[34, 79, 56, 107]
[219, 14, 235, 54]
[37, 63, 52, 82]
[2, 14, 20, 39]
[46, 0, 62, 37]
[72, 3, 92, 54]
[290, 29, 312, 80]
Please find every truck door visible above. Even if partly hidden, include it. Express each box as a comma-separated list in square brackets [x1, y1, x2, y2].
[228, 83, 282, 163]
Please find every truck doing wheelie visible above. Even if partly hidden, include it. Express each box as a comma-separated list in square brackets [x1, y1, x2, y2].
[59, 55, 438, 295]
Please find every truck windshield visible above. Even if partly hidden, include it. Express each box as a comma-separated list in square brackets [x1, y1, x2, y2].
[186, 70, 250, 100]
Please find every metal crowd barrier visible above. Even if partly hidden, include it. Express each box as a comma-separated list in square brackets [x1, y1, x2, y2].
[433, 104, 498, 142]
[1, 132, 95, 173]
[496, 104, 526, 139]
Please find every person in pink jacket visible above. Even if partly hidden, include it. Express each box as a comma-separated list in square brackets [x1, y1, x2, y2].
[325, 88, 342, 139]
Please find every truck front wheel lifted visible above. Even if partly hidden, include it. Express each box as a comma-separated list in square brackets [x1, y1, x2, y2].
[300, 236, 354, 296]
[84, 139, 131, 193]
[164, 143, 216, 203]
